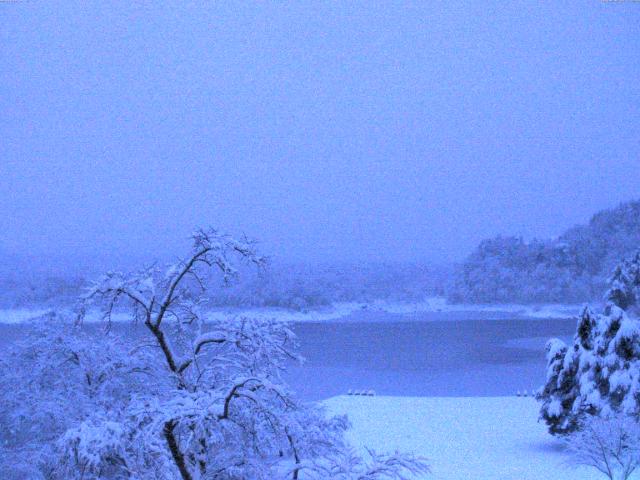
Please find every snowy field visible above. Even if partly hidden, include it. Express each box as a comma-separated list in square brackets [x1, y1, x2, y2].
[325, 396, 604, 480]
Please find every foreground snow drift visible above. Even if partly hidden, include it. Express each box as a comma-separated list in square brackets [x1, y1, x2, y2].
[324, 396, 603, 480]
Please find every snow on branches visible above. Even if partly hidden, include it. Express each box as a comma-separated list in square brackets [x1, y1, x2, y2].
[565, 412, 640, 480]
[2, 228, 428, 480]
[605, 250, 640, 314]
[538, 251, 640, 436]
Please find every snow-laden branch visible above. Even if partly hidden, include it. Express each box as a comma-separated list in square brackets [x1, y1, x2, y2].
[565, 413, 640, 480]
[5, 228, 429, 480]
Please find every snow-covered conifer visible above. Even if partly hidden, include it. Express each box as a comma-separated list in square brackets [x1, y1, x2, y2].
[538, 252, 640, 436]
[605, 250, 640, 314]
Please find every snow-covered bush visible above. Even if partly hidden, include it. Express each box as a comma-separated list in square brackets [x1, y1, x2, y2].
[1, 228, 428, 479]
[0, 312, 146, 454]
[538, 252, 640, 435]
[565, 412, 640, 480]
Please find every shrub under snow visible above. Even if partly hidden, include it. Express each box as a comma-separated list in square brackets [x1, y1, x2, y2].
[564, 412, 640, 480]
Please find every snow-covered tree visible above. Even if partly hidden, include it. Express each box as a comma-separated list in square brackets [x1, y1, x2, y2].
[452, 200, 640, 304]
[1, 228, 429, 480]
[0, 311, 152, 479]
[538, 252, 640, 436]
[537, 335, 583, 435]
[565, 412, 640, 480]
[605, 250, 640, 314]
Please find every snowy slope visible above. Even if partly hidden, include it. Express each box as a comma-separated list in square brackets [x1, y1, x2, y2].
[324, 396, 606, 480]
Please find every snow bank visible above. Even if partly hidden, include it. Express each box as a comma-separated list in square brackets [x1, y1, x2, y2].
[0, 297, 581, 324]
[0, 308, 53, 324]
[207, 298, 581, 323]
[0, 308, 130, 324]
[324, 396, 601, 480]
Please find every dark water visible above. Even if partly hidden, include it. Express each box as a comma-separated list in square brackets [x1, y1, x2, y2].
[0, 315, 577, 401]
[284, 316, 576, 400]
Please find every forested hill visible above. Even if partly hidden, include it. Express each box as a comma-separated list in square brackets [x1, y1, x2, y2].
[450, 200, 640, 304]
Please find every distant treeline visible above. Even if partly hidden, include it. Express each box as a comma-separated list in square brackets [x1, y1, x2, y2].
[205, 262, 450, 310]
[0, 276, 86, 309]
[5, 200, 639, 310]
[449, 200, 640, 304]
[0, 261, 450, 311]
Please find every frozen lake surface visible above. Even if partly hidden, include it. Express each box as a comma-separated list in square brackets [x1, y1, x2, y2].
[285, 315, 575, 399]
[0, 311, 577, 401]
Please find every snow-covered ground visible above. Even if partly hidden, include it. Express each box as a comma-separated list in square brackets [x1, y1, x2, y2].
[324, 396, 603, 480]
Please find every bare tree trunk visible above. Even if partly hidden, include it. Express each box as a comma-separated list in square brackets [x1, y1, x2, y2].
[149, 321, 192, 479]
[164, 420, 193, 480]
[145, 321, 178, 373]
[287, 432, 300, 480]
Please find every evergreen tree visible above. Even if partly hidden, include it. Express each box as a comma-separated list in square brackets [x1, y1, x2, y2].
[538, 252, 640, 435]
[605, 250, 640, 313]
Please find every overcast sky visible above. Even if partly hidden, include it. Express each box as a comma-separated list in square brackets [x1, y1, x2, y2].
[1, 2, 639, 267]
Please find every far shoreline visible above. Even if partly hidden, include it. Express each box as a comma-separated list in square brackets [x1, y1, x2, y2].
[0, 297, 588, 325]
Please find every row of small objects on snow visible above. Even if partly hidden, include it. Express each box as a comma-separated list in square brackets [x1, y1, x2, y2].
[347, 389, 376, 396]
[516, 390, 534, 397]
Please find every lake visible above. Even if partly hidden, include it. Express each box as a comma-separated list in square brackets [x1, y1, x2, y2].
[0, 311, 577, 401]
[284, 313, 576, 400]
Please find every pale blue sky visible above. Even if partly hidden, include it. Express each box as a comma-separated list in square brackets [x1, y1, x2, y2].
[1, 1, 639, 266]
